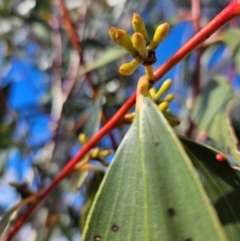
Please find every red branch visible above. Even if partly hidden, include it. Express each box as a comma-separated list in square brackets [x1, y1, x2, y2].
[4, 1, 240, 240]
[59, 0, 82, 56]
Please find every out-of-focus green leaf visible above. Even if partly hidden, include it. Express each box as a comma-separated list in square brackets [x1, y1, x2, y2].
[0, 149, 9, 176]
[80, 171, 104, 232]
[201, 43, 220, 68]
[83, 97, 102, 139]
[76, 170, 89, 189]
[31, 22, 51, 43]
[221, 28, 240, 53]
[81, 38, 105, 49]
[82, 97, 227, 241]
[230, 90, 240, 142]
[180, 136, 240, 240]
[57, 215, 72, 241]
[0, 207, 17, 238]
[181, 54, 193, 86]
[79, 46, 127, 76]
[233, 48, 240, 74]
[191, 75, 232, 130]
[0, 123, 14, 148]
[208, 110, 240, 166]
[221, 28, 240, 74]
[30, 0, 53, 18]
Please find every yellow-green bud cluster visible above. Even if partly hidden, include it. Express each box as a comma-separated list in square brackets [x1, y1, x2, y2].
[91, 148, 113, 159]
[109, 13, 169, 76]
[150, 79, 180, 127]
[109, 14, 179, 127]
[78, 133, 113, 162]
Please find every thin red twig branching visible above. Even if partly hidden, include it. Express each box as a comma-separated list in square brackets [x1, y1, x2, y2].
[59, 0, 82, 56]
[4, 1, 240, 240]
[59, 0, 95, 92]
[59, 0, 118, 149]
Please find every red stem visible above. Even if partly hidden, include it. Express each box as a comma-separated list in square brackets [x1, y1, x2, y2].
[59, 0, 82, 56]
[154, 1, 238, 80]
[5, 1, 240, 240]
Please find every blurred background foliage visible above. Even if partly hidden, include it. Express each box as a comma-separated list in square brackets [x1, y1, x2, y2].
[0, 0, 239, 240]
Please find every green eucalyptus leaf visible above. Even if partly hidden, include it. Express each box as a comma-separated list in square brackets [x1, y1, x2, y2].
[0, 207, 17, 238]
[220, 28, 240, 74]
[221, 28, 240, 53]
[83, 97, 102, 139]
[80, 171, 105, 232]
[79, 46, 127, 76]
[233, 48, 240, 75]
[201, 43, 220, 69]
[76, 170, 89, 189]
[191, 75, 232, 131]
[82, 97, 227, 241]
[31, 22, 51, 43]
[0, 149, 9, 176]
[230, 90, 240, 141]
[208, 110, 240, 166]
[180, 136, 240, 240]
[0, 123, 14, 148]
[81, 38, 105, 49]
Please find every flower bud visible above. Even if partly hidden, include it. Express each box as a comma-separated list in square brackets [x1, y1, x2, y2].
[115, 29, 137, 56]
[162, 93, 175, 102]
[123, 113, 135, 124]
[99, 150, 113, 157]
[132, 32, 147, 59]
[166, 108, 171, 114]
[147, 23, 169, 51]
[166, 115, 180, 127]
[132, 13, 149, 43]
[119, 57, 141, 76]
[153, 79, 172, 101]
[137, 76, 149, 96]
[108, 26, 118, 42]
[91, 148, 100, 159]
[158, 101, 169, 112]
[78, 133, 87, 145]
[149, 87, 156, 97]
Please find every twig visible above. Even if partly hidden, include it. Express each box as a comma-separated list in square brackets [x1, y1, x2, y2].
[5, 1, 240, 240]
[59, 0, 118, 149]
